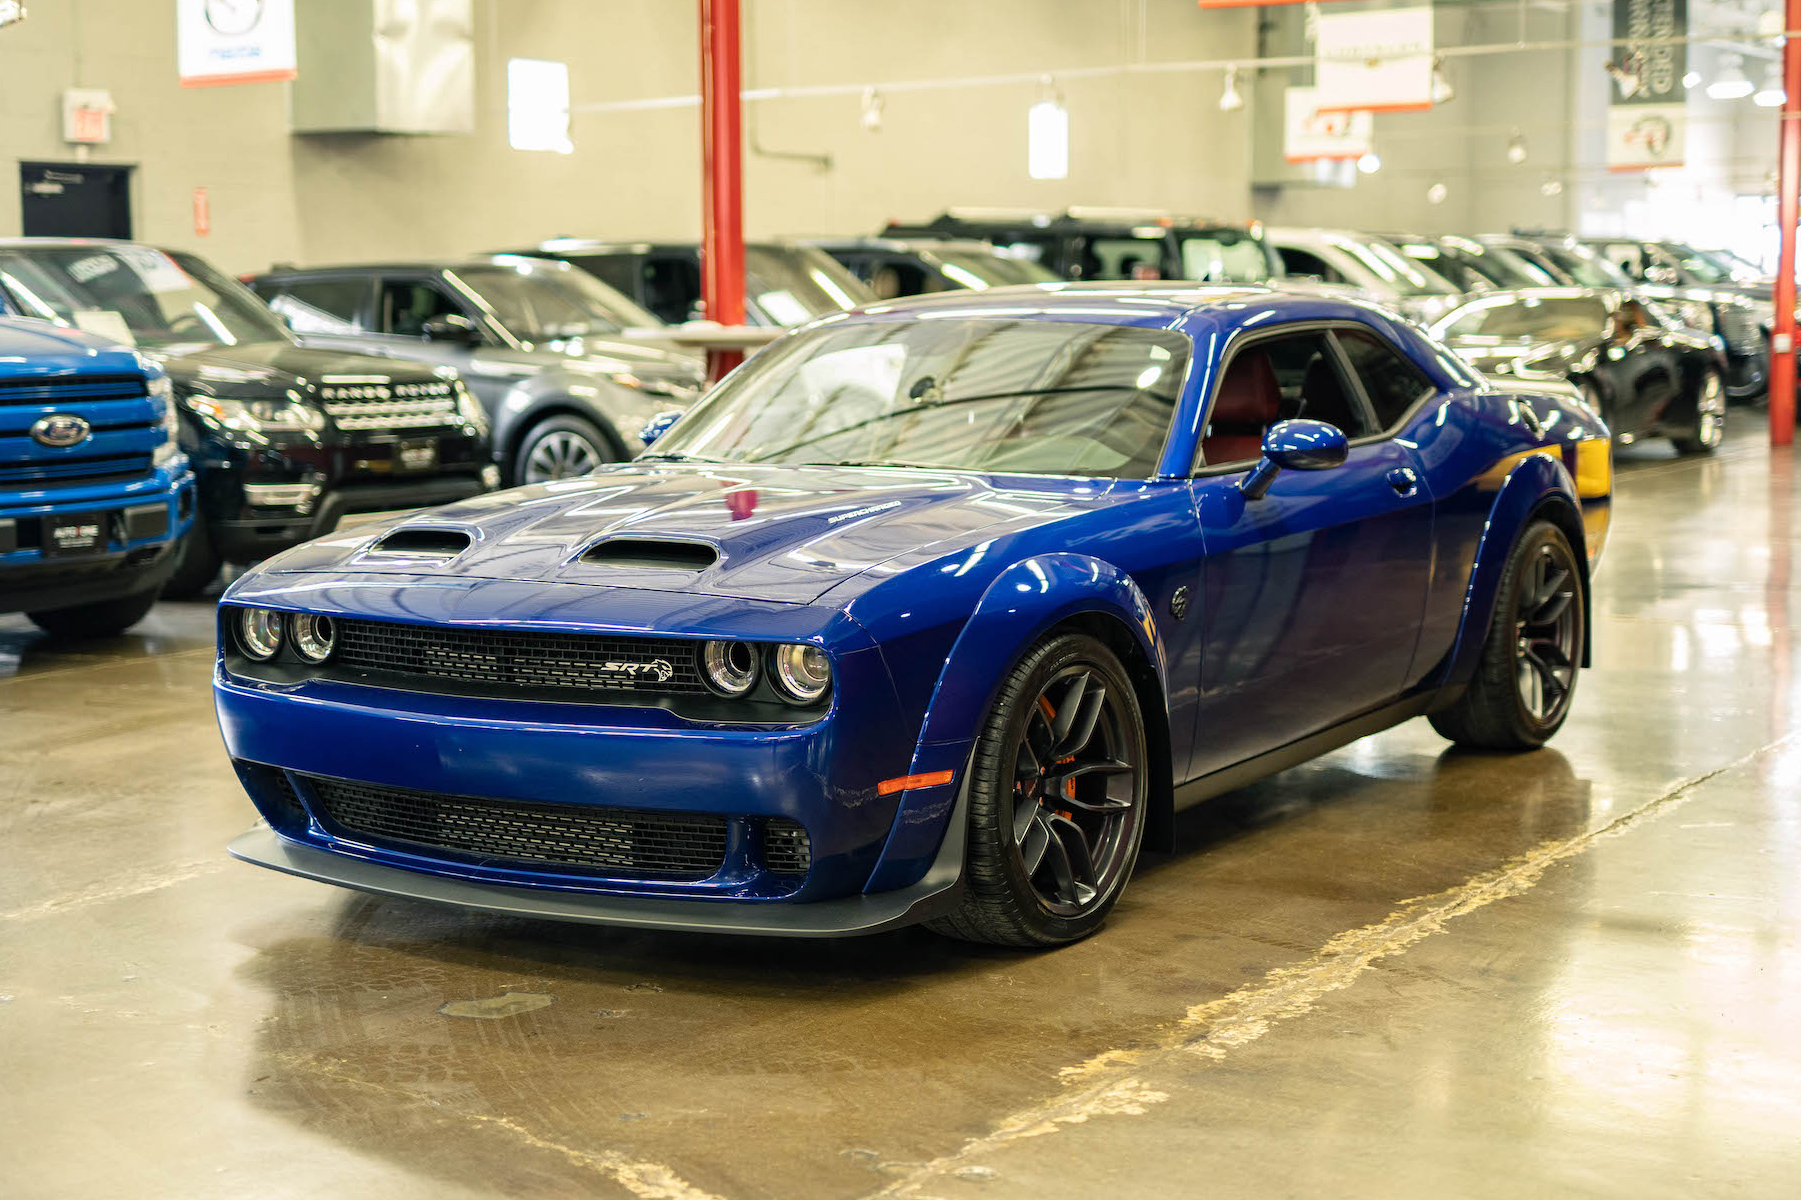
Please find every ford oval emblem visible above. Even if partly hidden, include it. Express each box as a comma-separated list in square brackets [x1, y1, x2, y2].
[30, 413, 91, 448]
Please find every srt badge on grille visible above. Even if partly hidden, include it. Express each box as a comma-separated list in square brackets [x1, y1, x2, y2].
[597, 659, 674, 684]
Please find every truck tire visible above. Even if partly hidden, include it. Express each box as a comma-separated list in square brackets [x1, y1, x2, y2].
[161, 523, 223, 599]
[28, 587, 161, 639]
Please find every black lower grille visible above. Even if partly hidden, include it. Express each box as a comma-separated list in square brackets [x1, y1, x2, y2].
[762, 819, 813, 875]
[305, 775, 730, 878]
[331, 618, 708, 696]
[0, 452, 154, 487]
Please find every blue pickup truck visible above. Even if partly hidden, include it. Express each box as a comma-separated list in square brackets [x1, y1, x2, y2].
[1, 318, 194, 636]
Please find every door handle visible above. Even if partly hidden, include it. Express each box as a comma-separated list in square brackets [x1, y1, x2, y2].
[1387, 467, 1420, 497]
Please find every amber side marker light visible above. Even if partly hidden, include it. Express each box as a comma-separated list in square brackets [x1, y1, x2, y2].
[876, 770, 954, 797]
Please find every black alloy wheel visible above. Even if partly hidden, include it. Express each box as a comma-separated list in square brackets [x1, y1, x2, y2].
[931, 633, 1148, 947]
[1672, 369, 1725, 456]
[1430, 520, 1585, 750]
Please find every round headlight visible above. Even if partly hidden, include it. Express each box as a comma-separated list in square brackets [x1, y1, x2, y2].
[771, 643, 832, 704]
[701, 640, 758, 697]
[237, 607, 284, 661]
[290, 613, 336, 663]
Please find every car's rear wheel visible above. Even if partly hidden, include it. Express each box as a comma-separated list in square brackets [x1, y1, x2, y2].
[1429, 520, 1583, 751]
[1671, 369, 1725, 456]
[27, 587, 161, 639]
[930, 633, 1147, 947]
[514, 414, 614, 485]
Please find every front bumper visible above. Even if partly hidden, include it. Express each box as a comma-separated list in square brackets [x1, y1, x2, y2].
[0, 471, 194, 613]
[211, 474, 493, 563]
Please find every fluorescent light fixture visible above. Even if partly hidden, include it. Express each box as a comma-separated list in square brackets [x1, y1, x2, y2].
[1028, 99, 1068, 180]
[1707, 54, 1754, 101]
[508, 58, 574, 154]
[1754, 62, 1786, 108]
[1357, 152, 1381, 175]
[1219, 66, 1244, 113]
[1431, 59, 1455, 105]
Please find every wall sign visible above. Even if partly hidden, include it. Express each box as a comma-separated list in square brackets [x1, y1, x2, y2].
[1314, 6, 1435, 115]
[62, 89, 114, 144]
[1607, 0, 1687, 170]
[177, 0, 296, 88]
[1284, 86, 1373, 163]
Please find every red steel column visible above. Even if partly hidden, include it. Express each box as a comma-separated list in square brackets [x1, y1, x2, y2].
[699, 0, 745, 379]
[1772, 0, 1800, 446]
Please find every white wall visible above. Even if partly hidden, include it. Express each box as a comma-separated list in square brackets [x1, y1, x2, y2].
[0, 0, 1258, 274]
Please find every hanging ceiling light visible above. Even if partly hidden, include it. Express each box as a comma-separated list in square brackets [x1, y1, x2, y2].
[1754, 61, 1786, 108]
[1430, 58, 1455, 104]
[1219, 66, 1245, 113]
[1683, 70, 1702, 89]
[1605, 57, 1642, 99]
[1426, 183, 1448, 205]
[0, 2, 23, 30]
[1707, 54, 1755, 100]
[861, 87, 885, 132]
[1540, 176, 1564, 197]
[1507, 130, 1528, 164]
[1357, 151, 1382, 175]
[1027, 79, 1068, 181]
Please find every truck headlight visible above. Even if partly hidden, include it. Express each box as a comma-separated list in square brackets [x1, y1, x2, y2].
[187, 396, 325, 432]
[153, 383, 183, 465]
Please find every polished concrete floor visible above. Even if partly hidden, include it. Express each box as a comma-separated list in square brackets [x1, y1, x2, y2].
[3, 427, 1798, 1199]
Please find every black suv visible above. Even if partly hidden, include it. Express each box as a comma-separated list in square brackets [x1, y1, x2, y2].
[879, 209, 1280, 283]
[0, 239, 495, 596]
[504, 240, 874, 327]
[248, 256, 705, 484]
[807, 237, 1061, 298]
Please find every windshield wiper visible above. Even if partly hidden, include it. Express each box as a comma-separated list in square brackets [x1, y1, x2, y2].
[637, 452, 722, 462]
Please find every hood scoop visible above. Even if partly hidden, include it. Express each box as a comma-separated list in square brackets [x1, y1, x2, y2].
[366, 527, 473, 560]
[580, 537, 719, 571]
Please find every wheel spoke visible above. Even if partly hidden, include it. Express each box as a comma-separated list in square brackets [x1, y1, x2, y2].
[1046, 812, 1098, 894]
[1053, 683, 1107, 759]
[1049, 673, 1089, 749]
[1529, 566, 1571, 616]
[1530, 587, 1574, 627]
[1019, 812, 1051, 876]
[1039, 818, 1081, 904]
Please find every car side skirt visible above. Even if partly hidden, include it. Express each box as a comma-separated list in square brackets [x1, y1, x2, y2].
[1172, 691, 1447, 812]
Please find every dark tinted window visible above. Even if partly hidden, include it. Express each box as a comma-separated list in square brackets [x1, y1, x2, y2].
[1336, 329, 1433, 429]
[1277, 247, 1346, 284]
[561, 253, 639, 297]
[380, 279, 464, 336]
[1200, 332, 1371, 467]
[267, 277, 368, 334]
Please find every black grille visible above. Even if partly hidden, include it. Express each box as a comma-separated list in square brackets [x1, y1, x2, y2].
[332, 618, 709, 695]
[0, 373, 147, 405]
[0, 452, 154, 487]
[762, 819, 813, 875]
[306, 775, 730, 878]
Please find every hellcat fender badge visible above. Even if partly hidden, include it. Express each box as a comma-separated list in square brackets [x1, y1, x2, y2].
[1169, 586, 1191, 620]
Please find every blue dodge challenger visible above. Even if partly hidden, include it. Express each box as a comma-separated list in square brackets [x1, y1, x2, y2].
[217, 285, 1611, 946]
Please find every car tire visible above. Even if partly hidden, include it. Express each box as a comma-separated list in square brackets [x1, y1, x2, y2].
[1429, 520, 1584, 751]
[27, 587, 161, 639]
[1671, 368, 1725, 456]
[161, 522, 223, 599]
[929, 632, 1149, 948]
[513, 414, 616, 485]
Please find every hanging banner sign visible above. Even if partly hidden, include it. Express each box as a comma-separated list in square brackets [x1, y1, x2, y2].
[1607, 0, 1687, 170]
[1314, 6, 1435, 114]
[177, 0, 296, 88]
[1197, 0, 1358, 7]
[1284, 86, 1373, 163]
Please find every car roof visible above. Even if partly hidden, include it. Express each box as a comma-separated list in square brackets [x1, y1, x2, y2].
[805, 237, 1001, 255]
[519, 238, 806, 254]
[251, 253, 575, 278]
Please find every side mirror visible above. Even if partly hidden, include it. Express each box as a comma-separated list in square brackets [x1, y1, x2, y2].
[638, 409, 683, 447]
[421, 314, 481, 345]
[1238, 419, 1348, 500]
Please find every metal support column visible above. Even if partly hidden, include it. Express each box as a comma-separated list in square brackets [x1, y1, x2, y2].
[699, 0, 746, 380]
[1771, 1, 1800, 446]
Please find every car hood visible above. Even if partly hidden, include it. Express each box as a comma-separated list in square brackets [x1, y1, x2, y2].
[1442, 337, 1586, 380]
[259, 461, 1094, 605]
[153, 340, 446, 397]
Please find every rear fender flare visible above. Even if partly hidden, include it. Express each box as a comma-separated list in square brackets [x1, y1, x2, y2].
[860, 554, 1167, 893]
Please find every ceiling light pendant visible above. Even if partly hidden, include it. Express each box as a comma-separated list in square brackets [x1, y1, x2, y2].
[861, 87, 884, 131]
[1219, 65, 1245, 113]
[1430, 58, 1455, 105]
[1707, 54, 1754, 101]
[1427, 182, 1448, 205]
[1357, 151, 1382, 175]
[1754, 62, 1786, 108]
[1683, 70, 1701, 89]
[1507, 130, 1528, 164]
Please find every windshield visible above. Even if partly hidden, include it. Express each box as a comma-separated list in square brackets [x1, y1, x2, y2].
[1531, 243, 1629, 288]
[1438, 295, 1608, 343]
[0, 245, 291, 349]
[1327, 236, 1460, 296]
[745, 246, 874, 325]
[932, 250, 1060, 289]
[1178, 233, 1275, 283]
[1661, 243, 1735, 285]
[649, 318, 1189, 478]
[451, 259, 661, 339]
[1692, 248, 1767, 282]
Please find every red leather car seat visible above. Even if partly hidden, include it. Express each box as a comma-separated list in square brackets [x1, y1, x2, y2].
[1202, 351, 1280, 465]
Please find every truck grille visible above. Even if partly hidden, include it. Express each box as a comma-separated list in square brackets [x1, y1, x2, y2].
[0, 373, 147, 405]
[321, 381, 460, 430]
[331, 618, 710, 696]
[305, 775, 731, 878]
[0, 452, 154, 488]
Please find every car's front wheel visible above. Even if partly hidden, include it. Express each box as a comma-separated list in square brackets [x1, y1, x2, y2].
[930, 633, 1148, 947]
[514, 414, 615, 485]
[1671, 368, 1725, 456]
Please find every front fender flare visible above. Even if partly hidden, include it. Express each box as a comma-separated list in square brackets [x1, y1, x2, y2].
[860, 553, 1167, 893]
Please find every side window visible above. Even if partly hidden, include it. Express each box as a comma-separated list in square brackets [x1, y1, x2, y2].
[380, 279, 464, 337]
[1335, 329, 1434, 430]
[266, 277, 368, 334]
[642, 254, 702, 324]
[1200, 332, 1373, 467]
[1277, 248, 1346, 284]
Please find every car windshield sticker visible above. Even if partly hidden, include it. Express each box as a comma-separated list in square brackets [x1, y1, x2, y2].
[71, 310, 136, 346]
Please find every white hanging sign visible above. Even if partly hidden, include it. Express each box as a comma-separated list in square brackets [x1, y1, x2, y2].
[1284, 86, 1373, 163]
[1313, 6, 1435, 114]
[1606, 103, 1686, 171]
[177, 0, 296, 88]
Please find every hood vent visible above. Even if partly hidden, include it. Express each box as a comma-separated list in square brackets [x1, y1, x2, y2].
[581, 538, 718, 571]
[367, 527, 472, 559]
